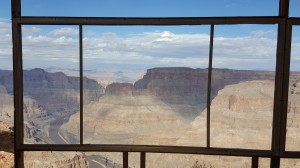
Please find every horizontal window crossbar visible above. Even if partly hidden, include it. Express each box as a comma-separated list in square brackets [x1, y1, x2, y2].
[14, 16, 284, 25]
[21, 144, 275, 157]
[289, 18, 300, 24]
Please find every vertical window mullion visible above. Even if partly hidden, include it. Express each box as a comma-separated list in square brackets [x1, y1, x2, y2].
[251, 157, 259, 168]
[207, 24, 214, 148]
[123, 152, 129, 168]
[79, 25, 83, 145]
[141, 152, 146, 168]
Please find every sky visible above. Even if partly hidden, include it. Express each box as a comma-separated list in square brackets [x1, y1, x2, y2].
[1, 0, 300, 71]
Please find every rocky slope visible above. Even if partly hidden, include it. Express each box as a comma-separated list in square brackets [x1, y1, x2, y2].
[0, 122, 14, 168]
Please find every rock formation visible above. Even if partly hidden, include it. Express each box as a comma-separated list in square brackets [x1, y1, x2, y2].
[2, 67, 300, 167]
[0, 122, 14, 168]
[0, 69, 104, 116]
[133, 67, 276, 119]
[62, 94, 187, 144]
[105, 82, 133, 96]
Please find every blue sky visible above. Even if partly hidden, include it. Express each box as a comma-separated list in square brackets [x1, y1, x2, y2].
[0, 0, 300, 71]
[21, 0, 279, 17]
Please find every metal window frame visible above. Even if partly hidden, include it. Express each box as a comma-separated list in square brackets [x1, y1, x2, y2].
[11, 0, 300, 167]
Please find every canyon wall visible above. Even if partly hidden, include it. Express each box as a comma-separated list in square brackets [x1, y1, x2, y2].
[0, 69, 104, 116]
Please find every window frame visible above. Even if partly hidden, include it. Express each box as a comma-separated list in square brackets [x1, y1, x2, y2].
[11, 0, 300, 167]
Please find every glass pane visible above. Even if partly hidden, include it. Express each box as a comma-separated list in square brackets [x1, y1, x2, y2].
[22, 25, 80, 144]
[78, 26, 209, 146]
[281, 159, 300, 168]
[210, 25, 277, 149]
[286, 26, 300, 151]
[289, 0, 300, 17]
[147, 153, 251, 168]
[21, 0, 279, 17]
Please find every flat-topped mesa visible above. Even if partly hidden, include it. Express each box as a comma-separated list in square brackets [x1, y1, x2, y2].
[133, 67, 276, 106]
[105, 82, 133, 96]
[142, 67, 203, 80]
[133, 67, 208, 105]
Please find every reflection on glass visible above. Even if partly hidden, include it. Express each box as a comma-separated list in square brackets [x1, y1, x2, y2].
[147, 153, 251, 168]
[211, 25, 277, 149]
[80, 26, 209, 146]
[21, 0, 279, 17]
[286, 26, 300, 151]
[22, 25, 80, 144]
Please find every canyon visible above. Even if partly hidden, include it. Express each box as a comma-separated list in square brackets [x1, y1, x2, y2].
[1, 67, 300, 167]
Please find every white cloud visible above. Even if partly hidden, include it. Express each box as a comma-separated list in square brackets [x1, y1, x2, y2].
[250, 30, 276, 37]
[0, 20, 12, 67]
[23, 26, 42, 35]
[0, 22, 281, 71]
[50, 28, 78, 36]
